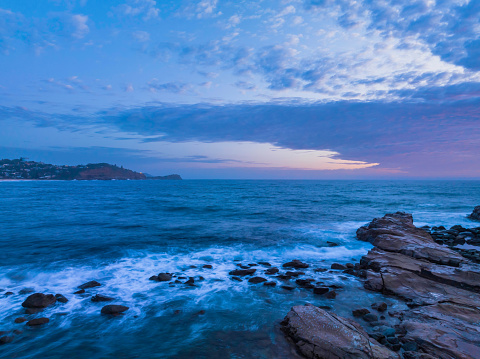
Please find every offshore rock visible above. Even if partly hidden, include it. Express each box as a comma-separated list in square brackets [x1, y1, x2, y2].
[469, 206, 480, 221]
[78, 281, 101, 289]
[282, 305, 399, 359]
[282, 260, 309, 269]
[357, 212, 480, 358]
[22, 293, 56, 308]
[229, 268, 256, 276]
[101, 305, 129, 315]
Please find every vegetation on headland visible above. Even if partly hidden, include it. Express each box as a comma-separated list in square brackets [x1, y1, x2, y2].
[0, 158, 182, 180]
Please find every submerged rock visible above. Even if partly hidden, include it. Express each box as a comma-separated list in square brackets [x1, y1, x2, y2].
[372, 302, 388, 312]
[353, 308, 370, 317]
[78, 281, 101, 290]
[91, 294, 114, 302]
[101, 305, 129, 315]
[73, 289, 85, 294]
[248, 277, 267, 284]
[282, 305, 399, 359]
[0, 336, 13, 345]
[14, 317, 27, 323]
[26, 318, 49, 326]
[22, 293, 56, 308]
[313, 287, 329, 295]
[19, 288, 35, 295]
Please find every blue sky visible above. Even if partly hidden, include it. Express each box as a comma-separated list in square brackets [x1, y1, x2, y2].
[1, 0, 480, 178]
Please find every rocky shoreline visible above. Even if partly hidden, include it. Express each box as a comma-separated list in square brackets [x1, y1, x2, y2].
[283, 208, 480, 359]
[1, 208, 479, 358]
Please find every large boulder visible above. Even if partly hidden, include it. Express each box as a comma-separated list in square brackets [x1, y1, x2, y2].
[282, 305, 399, 359]
[22, 293, 56, 308]
[468, 206, 480, 221]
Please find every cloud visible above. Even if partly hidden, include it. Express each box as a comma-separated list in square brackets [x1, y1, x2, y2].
[116, 0, 159, 21]
[147, 80, 192, 94]
[70, 14, 89, 39]
[303, 0, 480, 71]
[132, 30, 150, 42]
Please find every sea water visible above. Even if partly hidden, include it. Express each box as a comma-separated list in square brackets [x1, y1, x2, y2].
[0, 180, 479, 358]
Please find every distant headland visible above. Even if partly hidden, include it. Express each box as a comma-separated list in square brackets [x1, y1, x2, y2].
[0, 158, 182, 181]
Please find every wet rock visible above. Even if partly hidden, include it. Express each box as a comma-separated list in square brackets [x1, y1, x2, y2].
[229, 268, 256, 276]
[101, 305, 129, 315]
[258, 261, 271, 267]
[263, 281, 276, 287]
[248, 263, 257, 267]
[231, 276, 242, 282]
[281, 285, 295, 291]
[296, 279, 315, 289]
[73, 289, 85, 294]
[202, 265, 213, 269]
[0, 336, 13, 345]
[91, 294, 114, 302]
[469, 206, 480, 221]
[55, 294, 68, 303]
[25, 308, 42, 314]
[178, 276, 187, 279]
[189, 265, 197, 269]
[282, 260, 309, 269]
[156, 273, 172, 282]
[185, 277, 195, 286]
[285, 271, 304, 277]
[326, 241, 339, 247]
[313, 268, 328, 273]
[19, 288, 35, 295]
[195, 310, 206, 315]
[325, 290, 337, 299]
[265, 267, 279, 275]
[26, 318, 49, 326]
[14, 317, 27, 323]
[363, 313, 379, 322]
[282, 305, 399, 359]
[313, 287, 329, 295]
[248, 277, 267, 284]
[353, 308, 370, 317]
[149, 275, 158, 281]
[22, 293, 56, 308]
[372, 302, 388, 312]
[346, 263, 354, 268]
[331, 263, 346, 270]
[12, 329, 22, 335]
[173, 309, 181, 315]
[4, 292, 13, 296]
[78, 281, 101, 289]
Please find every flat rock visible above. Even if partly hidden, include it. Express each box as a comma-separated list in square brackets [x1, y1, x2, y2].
[101, 305, 129, 315]
[282, 305, 400, 359]
[357, 212, 480, 357]
[22, 293, 56, 308]
[78, 281, 101, 289]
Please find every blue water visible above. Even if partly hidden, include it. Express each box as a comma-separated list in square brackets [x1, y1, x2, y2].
[0, 180, 479, 358]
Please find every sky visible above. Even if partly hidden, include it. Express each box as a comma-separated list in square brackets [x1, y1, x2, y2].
[1, 0, 480, 179]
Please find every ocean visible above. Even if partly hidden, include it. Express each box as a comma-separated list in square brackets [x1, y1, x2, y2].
[1, 180, 479, 358]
